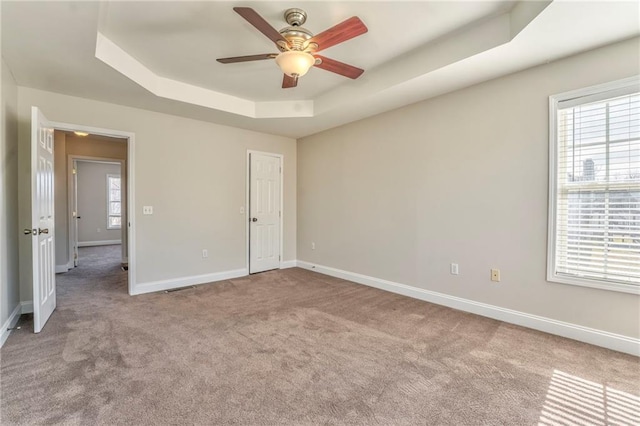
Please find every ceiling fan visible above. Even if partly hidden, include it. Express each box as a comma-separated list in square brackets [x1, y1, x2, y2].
[217, 7, 368, 89]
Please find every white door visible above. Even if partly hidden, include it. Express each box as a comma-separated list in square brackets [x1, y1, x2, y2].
[30, 107, 56, 333]
[249, 153, 281, 274]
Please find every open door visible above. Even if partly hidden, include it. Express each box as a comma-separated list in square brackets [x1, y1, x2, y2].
[249, 152, 281, 274]
[29, 107, 56, 333]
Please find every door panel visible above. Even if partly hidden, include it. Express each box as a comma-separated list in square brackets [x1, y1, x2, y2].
[31, 107, 56, 333]
[249, 153, 281, 274]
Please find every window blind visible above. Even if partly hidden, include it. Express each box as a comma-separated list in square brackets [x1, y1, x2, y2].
[107, 175, 122, 229]
[554, 91, 640, 286]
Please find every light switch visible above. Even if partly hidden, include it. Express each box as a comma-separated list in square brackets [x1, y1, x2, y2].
[240, 207, 245, 214]
[143, 206, 153, 215]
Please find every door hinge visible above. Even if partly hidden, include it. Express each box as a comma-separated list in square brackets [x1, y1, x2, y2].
[72, 168, 77, 175]
[279, 211, 281, 218]
[280, 167, 282, 173]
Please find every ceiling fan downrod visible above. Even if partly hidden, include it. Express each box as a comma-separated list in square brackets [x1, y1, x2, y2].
[284, 8, 307, 26]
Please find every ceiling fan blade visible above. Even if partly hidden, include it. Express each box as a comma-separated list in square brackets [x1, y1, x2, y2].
[282, 74, 298, 89]
[307, 17, 368, 53]
[314, 55, 364, 79]
[217, 54, 277, 64]
[233, 7, 288, 45]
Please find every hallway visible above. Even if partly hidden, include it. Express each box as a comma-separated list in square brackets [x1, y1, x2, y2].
[56, 244, 127, 296]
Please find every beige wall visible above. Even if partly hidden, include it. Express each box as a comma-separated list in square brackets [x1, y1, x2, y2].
[54, 132, 127, 268]
[18, 88, 297, 300]
[297, 37, 640, 339]
[1, 58, 20, 329]
[76, 161, 122, 244]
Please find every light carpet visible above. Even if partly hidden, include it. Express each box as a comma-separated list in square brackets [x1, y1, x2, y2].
[1, 245, 638, 425]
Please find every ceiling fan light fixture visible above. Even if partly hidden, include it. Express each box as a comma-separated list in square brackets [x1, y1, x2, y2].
[275, 51, 315, 78]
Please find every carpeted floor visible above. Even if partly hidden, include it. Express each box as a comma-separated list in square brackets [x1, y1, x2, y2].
[1, 245, 639, 425]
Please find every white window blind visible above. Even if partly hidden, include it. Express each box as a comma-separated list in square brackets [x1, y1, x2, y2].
[107, 175, 122, 229]
[550, 79, 640, 292]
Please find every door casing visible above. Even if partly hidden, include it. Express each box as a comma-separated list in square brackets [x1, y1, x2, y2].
[67, 156, 127, 269]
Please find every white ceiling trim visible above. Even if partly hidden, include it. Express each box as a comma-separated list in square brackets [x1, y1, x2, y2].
[314, 0, 551, 115]
[95, 32, 314, 119]
[95, 2, 548, 121]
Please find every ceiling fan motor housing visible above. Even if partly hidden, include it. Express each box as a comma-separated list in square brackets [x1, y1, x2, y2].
[278, 8, 317, 52]
[278, 26, 314, 52]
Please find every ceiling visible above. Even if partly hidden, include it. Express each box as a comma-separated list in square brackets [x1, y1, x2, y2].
[2, 1, 639, 138]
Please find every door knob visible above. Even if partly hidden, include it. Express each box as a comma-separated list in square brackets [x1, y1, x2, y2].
[24, 228, 36, 235]
[252, 218, 258, 222]
[38, 228, 49, 235]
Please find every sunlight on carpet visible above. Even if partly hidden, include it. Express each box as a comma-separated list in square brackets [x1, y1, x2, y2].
[538, 369, 640, 426]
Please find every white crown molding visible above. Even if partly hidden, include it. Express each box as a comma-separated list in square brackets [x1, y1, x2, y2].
[95, 32, 313, 119]
[94, 2, 548, 122]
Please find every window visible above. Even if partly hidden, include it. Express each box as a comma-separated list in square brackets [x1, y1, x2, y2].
[548, 76, 640, 294]
[107, 174, 122, 229]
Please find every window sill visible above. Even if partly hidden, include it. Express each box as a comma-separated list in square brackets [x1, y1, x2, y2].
[548, 273, 640, 295]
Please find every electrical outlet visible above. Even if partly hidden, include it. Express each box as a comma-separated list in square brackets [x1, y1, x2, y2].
[311, 242, 315, 250]
[491, 269, 501, 282]
[202, 249, 208, 258]
[450, 263, 459, 275]
[240, 207, 245, 214]
[143, 206, 153, 215]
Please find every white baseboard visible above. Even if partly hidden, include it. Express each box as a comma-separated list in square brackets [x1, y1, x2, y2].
[297, 261, 640, 357]
[56, 260, 76, 273]
[131, 268, 248, 295]
[21, 301, 33, 314]
[78, 240, 121, 247]
[0, 304, 22, 348]
[281, 260, 297, 269]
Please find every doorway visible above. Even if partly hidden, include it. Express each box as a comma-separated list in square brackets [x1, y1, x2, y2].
[247, 151, 283, 274]
[70, 158, 126, 270]
[29, 107, 136, 332]
[53, 130, 129, 279]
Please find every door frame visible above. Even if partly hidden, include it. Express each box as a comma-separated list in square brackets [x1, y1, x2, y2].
[51, 120, 136, 294]
[245, 150, 284, 274]
[67, 156, 127, 270]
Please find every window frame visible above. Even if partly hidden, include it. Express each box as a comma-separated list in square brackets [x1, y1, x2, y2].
[547, 76, 640, 295]
[106, 173, 122, 230]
